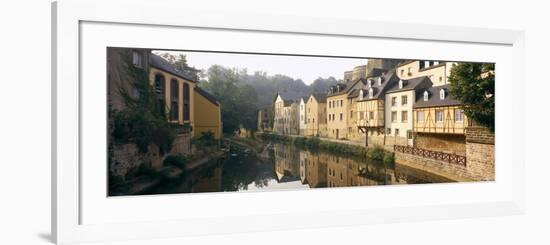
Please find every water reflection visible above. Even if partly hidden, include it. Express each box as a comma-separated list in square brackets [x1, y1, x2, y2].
[145, 142, 453, 195]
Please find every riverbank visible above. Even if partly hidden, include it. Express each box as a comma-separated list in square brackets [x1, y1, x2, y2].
[255, 132, 394, 164]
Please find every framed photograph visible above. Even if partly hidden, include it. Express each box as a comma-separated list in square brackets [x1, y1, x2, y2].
[52, 0, 525, 244]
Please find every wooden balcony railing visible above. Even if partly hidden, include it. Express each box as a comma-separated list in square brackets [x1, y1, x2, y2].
[394, 145, 466, 167]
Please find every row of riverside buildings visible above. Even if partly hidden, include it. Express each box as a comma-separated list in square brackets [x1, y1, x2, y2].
[262, 58, 472, 157]
[108, 47, 222, 175]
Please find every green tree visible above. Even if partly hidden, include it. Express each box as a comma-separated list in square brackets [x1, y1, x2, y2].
[156, 52, 202, 81]
[448, 63, 495, 131]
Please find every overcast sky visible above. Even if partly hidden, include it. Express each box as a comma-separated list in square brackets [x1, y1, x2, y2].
[154, 50, 369, 84]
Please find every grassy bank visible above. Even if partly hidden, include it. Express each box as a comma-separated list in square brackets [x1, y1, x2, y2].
[256, 132, 394, 165]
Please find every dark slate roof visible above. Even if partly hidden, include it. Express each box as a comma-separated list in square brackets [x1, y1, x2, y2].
[311, 93, 327, 103]
[150, 54, 198, 82]
[327, 78, 367, 97]
[351, 69, 399, 101]
[195, 87, 220, 106]
[367, 68, 387, 78]
[414, 84, 462, 108]
[386, 76, 432, 94]
[283, 100, 295, 107]
[276, 91, 304, 102]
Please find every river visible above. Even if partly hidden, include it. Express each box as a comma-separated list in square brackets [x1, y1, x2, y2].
[143, 140, 454, 195]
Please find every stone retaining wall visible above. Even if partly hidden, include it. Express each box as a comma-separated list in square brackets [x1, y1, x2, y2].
[465, 126, 495, 180]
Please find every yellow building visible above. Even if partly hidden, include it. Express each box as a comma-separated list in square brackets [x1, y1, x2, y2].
[396, 60, 455, 86]
[149, 54, 222, 139]
[149, 54, 197, 126]
[305, 93, 327, 137]
[356, 70, 399, 146]
[413, 85, 469, 155]
[193, 87, 222, 139]
[327, 83, 357, 140]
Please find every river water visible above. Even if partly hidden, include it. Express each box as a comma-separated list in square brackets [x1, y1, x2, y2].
[145, 140, 454, 195]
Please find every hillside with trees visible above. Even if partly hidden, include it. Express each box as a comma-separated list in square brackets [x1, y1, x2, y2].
[156, 52, 340, 134]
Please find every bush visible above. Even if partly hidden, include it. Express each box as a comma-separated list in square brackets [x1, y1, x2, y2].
[108, 172, 129, 195]
[383, 151, 395, 166]
[163, 154, 189, 168]
[366, 145, 385, 162]
[137, 162, 158, 178]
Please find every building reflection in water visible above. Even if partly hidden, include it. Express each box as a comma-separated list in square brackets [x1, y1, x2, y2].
[156, 142, 455, 195]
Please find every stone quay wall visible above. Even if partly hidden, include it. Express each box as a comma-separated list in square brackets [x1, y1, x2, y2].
[465, 126, 495, 181]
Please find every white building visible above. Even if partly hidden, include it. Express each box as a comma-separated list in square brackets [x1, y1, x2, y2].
[384, 77, 432, 146]
[299, 97, 307, 135]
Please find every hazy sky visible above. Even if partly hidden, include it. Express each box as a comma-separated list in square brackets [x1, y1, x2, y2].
[154, 50, 369, 84]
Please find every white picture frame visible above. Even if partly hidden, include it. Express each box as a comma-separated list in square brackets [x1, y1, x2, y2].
[52, 0, 525, 244]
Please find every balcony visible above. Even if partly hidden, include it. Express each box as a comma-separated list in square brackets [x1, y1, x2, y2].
[170, 123, 192, 135]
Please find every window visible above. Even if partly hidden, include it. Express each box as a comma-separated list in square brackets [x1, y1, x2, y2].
[183, 83, 190, 121]
[132, 51, 142, 68]
[391, 97, 397, 106]
[400, 69, 404, 76]
[313, 118, 315, 124]
[417, 111, 425, 122]
[407, 67, 412, 74]
[386, 128, 391, 134]
[154, 73, 165, 95]
[359, 112, 364, 120]
[401, 111, 408, 122]
[391, 111, 397, 122]
[369, 111, 374, 120]
[423, 91, 429, 101]
[170, 102, 178, 121]
[407, 130, 413, 139]
[170, 79, 178, 100]
[436, 110, 444, 122]
[358, 90, 363, 100]
[455, 109, 464, 122]
[401, 95, 408, 105]
[398, 80, 403, 89]
[377, 77, 382, 85]
[440, 89, 445, 100]
[340, 100, 343, 106]
[350, 110, 353, 118]
[395, 129, 400, 136]
[339, 113, 343, 121]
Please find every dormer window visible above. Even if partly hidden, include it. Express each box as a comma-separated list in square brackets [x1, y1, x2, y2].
[377, 77, 382, 86]
[358, 90, 364, 100]
[367, 79, 372, 88]
[368, 88, 373, 99]
[423, 91, 429, 101]
[439, 89, 445, 99]
[398, 80, 403, 89]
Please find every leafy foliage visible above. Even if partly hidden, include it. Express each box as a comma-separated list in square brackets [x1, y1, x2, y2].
[110, 55, 175, 154]
[449, 63, 495, 131]
[163, 154, 189, 169]
[156, 52, 201, 81]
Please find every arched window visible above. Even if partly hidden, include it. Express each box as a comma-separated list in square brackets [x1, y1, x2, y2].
[423, 91, 429, 101]
[154, 73, 165, 95]
[154, 74, 166, 117]
[440, 89, 445, 100]
[183, 83, 190, 121]
[169, 79, 179, 121]
[358, 90, 363, 100]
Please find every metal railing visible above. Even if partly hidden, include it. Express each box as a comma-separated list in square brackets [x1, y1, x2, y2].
[394, 145, 466, 166]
